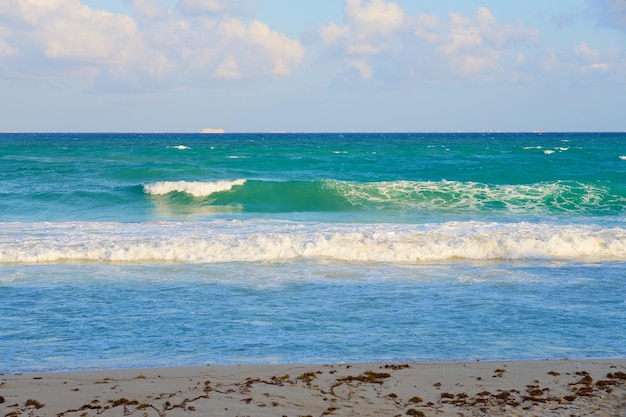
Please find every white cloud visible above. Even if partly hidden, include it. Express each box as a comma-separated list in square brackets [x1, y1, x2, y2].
[475, 7, 496, 26]
[1, 0, 172, 81]
[540, 48, 563, 73]
[181, 46, 214, 70]
[591, 62, 609, 70]
[320, 0, 404, 53]
[215, 55, 244, 79]
[415, 7, 539, 76]
[349, 60, 373, 79]
[438, 14, 483, 54]
[42, 8, 139, 61]
[320, 22, 349, 44]
[178, 0, 229, 14]
[344, 0, 404, 37]
[574, 41, 614, 74]
[460, 50, 503, 74]
[537, 42, 622, 81]
[319, 2, 539, 82]
[318, 0, 407, 84]
[0, 0, 303, 88]
[346, 43, 381, 55]
[131, 0, 169, 19]
[575, 41, 601, 62]
[217, 18, 304, 77]
[0, 25, 17, 56]
[413, 14, 439, 42]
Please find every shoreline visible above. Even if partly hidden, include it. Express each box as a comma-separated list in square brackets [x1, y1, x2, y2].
[2, 359, 625, 416]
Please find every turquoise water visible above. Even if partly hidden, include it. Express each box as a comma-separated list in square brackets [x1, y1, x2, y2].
[1, 132, 625, 372]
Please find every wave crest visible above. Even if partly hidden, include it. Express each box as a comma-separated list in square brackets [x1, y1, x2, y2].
[140, 179, 625, 216]
[143, 179, 246, 197]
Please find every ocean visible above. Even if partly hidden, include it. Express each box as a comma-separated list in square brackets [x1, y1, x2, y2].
[1, 132, 625, 373]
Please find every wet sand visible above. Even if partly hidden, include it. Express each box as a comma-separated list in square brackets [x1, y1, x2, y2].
[2, 359, 625, 416]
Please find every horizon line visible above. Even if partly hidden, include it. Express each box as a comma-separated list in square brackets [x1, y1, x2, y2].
[2, 130, 625, 134]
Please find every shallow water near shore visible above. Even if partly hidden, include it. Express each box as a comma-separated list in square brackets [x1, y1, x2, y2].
[2, 260, 624, 373]
[1, 132, 625, 372]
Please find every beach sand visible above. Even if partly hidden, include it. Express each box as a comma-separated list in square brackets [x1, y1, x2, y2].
[2, 359, 625, 416]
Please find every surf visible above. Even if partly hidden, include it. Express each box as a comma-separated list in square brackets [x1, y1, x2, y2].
[2, 220, 624, 266]
[141, 178, 626, 216]
[143, 179, 246, 197]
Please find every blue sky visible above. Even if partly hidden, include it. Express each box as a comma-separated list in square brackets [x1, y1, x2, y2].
[1, 0, 625, 132]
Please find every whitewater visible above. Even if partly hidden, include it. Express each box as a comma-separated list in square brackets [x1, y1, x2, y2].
[1, 132, 625, 373]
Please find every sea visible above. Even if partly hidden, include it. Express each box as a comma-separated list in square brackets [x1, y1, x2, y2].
[1, 132, 625, 373]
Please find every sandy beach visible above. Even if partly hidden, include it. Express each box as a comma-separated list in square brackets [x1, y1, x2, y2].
[2, 359, 625, 417]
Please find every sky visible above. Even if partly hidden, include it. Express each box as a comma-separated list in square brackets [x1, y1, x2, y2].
[0, 0, 625, 132]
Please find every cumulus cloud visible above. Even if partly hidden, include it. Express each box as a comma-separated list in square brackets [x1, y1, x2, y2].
[349, 60, 373, 79]
[0, 0, 303, 89]
[320, 22, 349, 44]
[537, 40, 625, 82]
[585, 0, 626, 81]
[344, 0, 404, 37]
[41, 8, 139, 61]
[319, 1, 539, 82]
[215, 55, 243, 78]
[0, 0, 170, 82]
[575, 41, 602, 63]
[540, 48, 564, 74]
[319, 0, 406, 81]
[216, 17, 304, 77]
[414, 7, 539, 76]
[131, 0, 169, 19]
[178, 0, 242, 14]
[574, 41, 615, 74]
[0, 25, 17, 56]
[321, 0, 404, 50]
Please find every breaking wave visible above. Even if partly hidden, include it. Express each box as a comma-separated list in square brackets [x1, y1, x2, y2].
[142, 179, 626, 215]
[144, 179, 246, 197]
[1, 221, 624, 265]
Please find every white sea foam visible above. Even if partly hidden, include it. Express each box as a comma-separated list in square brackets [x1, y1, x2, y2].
[619, 156, 626, 161]
[143, 179, 246, 197]
[168, 145, 190, 150]
[325, 179, 617, 213]
[1, 221, 624, 265]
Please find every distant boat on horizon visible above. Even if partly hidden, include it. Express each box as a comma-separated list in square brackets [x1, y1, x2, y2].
[200, 128, 225, 134]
